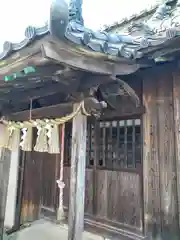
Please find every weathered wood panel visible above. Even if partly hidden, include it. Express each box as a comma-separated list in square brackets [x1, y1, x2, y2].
[107, 170, 142, 228]
[84, 169, 94, 215]
[41, 153, 59, 212]
[157, 73, 179, 237]
[143, 71, 180, 238]
[0, 149, 11, 238]
[68, 103, 87, 240]
[143, 75, 161, 238]
[96, 170, 108, 219]
[173, 72, 180, 229]
[63, 167, 70, 209]
[21, 151, 42, 223]
[63, 168, 142, 230]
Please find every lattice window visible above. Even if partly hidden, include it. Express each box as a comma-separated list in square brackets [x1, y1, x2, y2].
[64, 119, 142, 170]
[64, 123, 72, 166]
[98, 119, 141, 170]
[86, 121, 95, 167]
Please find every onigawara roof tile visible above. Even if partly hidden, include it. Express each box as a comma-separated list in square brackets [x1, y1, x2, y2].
[1, 0, 180, 61]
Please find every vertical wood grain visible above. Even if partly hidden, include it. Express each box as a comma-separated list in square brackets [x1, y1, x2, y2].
[157, 73, 179, 237]
[0, 149, 11, 239]
[173, 72, 180, 228]
[68, 103, 87, 240]
[143, 76, 161, 238]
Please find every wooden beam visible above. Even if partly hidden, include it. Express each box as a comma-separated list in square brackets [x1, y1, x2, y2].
[42, 41, 113, 75]
[100, 106, 145, 120]
[7, 102, 74, 121]
[6, 99, 145, 123]
[68, 103, 87, 240]
[42, 41, 141, 75]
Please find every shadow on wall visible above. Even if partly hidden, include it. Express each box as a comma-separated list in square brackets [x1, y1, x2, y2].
[146, 212, 180, 240]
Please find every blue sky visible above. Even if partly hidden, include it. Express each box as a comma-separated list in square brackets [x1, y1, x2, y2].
[0, 0, 158, 50]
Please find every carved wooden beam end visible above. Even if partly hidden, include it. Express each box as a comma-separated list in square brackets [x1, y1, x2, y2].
[83, 97, 107, 118]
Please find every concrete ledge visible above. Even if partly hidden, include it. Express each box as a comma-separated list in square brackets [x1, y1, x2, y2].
[5, 220, 111, 240]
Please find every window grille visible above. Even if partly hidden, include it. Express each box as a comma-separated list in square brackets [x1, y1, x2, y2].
[64, 119, 142, 170]
[98, 119, 141, 170]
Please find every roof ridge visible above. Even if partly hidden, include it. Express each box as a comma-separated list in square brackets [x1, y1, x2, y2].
[102, 3, 159, 32]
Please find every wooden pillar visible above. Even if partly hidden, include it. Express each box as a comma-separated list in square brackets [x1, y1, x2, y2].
[0, 148, 11, 240]
[143, 76, 161, 239]
[173, 72, 180, 230]
[143, 73, 180, 239]
[157, 73, 179, 238]
[68, 103, 87, 240]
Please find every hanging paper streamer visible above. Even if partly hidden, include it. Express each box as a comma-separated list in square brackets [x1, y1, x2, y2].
[0, 100, 91, 153]
[6, 122, 21, 151]
[8, 127, 21, 151]
[0, 124, 10, 148]
[20, 122, 33, 152]
[47, 121, 60, 154]
[34, 121, 48, 152]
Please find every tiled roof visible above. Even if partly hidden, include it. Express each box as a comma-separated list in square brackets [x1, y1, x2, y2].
[1, 0, 180, 61]
[0, 25, 49, 60]
[102, 3, 158, 32]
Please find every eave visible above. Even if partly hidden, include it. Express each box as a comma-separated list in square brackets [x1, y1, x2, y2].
[0, 34, 143, 78]
[1, 0, 180, 76]
[0, 35, 50, 78]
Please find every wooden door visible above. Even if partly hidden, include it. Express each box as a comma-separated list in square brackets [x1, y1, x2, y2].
[18, 130, 61, 223]
[63, 119, 144, 233]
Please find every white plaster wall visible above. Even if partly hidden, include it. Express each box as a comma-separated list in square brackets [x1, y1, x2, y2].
[0, 123, 20, 228]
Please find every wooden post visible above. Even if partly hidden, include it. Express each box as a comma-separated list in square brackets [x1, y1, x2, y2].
[143, 76, 161, 239]
[57, 124, 66, 222]
[0, 148, 11, 240]
[68, 103, 87, 240]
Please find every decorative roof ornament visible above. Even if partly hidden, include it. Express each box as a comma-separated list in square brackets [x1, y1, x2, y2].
[69, 0, 84, 24]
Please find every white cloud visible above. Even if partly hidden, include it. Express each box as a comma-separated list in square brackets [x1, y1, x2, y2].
[0, 0, 158, 51]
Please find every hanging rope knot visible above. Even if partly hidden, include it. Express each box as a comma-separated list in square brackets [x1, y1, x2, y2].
[56, 180, 65, 189]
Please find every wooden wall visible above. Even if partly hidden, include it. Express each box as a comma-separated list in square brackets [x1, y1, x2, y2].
[143, 70, 180, 239]
[63, 167, 142, 232]
[20, 150, 60, 223]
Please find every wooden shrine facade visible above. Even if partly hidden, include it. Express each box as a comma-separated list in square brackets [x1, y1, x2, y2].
[10, 63, 180, 240]
[2, 0, 180, 240]
[17, 116, 143, 235]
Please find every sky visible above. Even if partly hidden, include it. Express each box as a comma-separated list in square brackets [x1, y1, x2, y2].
[0, 0, 159, 51]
